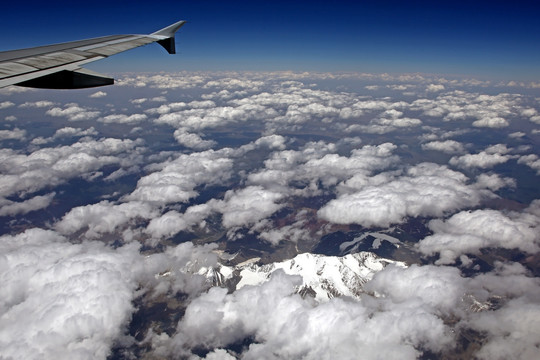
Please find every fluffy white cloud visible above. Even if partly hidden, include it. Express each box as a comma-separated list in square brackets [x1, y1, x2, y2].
[0, 138, 144, 217]
[0, 101, 15, 109]
[449, 144, 514, 169]
[365, 264, 466, 314]
[145, 102, 186, 115]
[416, 205, 540, 264]
[387, 84, 416, 91]
[426, 84, 445, 92]
[0, 128, 26, 141]
[411, 92, 520, 129]
[529, 115, 540, 124]
[463, 262, 540, 360]
[99, 113, 147, 124]
[0, 229, 141, 360]
[252, 134, 287, 150]
[0, 85, 32, 95]
[145, 205, 211, 240]
[508, 131, 526, 138]
[474, 173, 516, 191]
[46, 103, 100, 121]
[450, 152, 511, 169]
[173, 129, 217, 150]
[469, 298, 540, 360]
[0, 192, 55, 216]
[518, 154, 540, 175]
[282, 102, 340, 123]
[118, 73, 209, 89]
[422, 140, 465, 154]
[521, 108, 538, 117]
[248, 142, 399, 197]
[319, 162, 498, 227]
[89, 91, 107, 98]
[211, 186, 285, 228]
[203, 77, 264, 91]
[376, 116, 422, 127]
[343, 104, 422, 134]
[520, 107, 540, 124]
[18, 100, 55, 108]
[466, 261, 540, 306]
[55, 200, 158, 238]
[130, 98, 147, 105]
[0, 228, 224, 360]
[156, 103, 278, 132]
[53, 126, 98, 138]
[31, 127, 98, 145]
[472, 117, 509, 128]
[125, 150, 234, 205]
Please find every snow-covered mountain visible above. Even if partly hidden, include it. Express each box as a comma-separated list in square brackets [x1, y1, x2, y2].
[207, 252, 406, 302]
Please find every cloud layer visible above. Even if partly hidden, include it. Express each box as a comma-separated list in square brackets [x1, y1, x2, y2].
[1, 71, 539, 359]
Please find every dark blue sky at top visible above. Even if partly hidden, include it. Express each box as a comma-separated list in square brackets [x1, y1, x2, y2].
[1, 0, 540, 80]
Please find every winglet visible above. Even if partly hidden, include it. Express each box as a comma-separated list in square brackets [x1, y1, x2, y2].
[152, 20, 187, 54]
[152, 20, 187, 37]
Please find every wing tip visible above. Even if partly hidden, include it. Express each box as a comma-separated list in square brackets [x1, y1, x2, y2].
[151, 20, 187, 38]
[152, 20, 187, 54]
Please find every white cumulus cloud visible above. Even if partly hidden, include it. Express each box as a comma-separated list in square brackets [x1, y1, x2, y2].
[318, 163, 498, 227]
[416, 205, 540, 264]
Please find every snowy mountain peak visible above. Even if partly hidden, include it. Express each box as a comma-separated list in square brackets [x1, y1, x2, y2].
[210, 252, 405, 302]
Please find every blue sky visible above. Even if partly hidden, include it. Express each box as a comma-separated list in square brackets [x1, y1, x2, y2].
[1, 0, 540, 80]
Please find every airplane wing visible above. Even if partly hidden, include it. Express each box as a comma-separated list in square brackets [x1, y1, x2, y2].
[0, 20, 186, 89]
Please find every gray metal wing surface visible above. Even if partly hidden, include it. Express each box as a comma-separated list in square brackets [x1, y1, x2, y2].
[0, 20, 186, 89]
